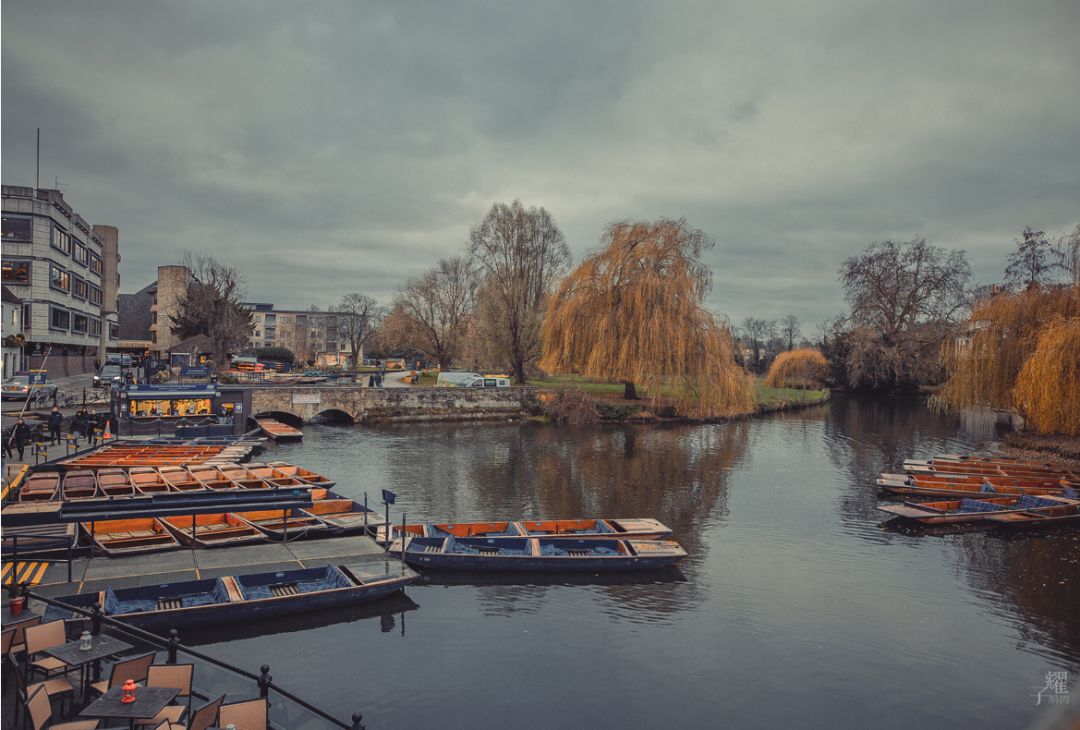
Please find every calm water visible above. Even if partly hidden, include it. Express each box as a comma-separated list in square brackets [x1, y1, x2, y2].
[189, 395, 1079, 729]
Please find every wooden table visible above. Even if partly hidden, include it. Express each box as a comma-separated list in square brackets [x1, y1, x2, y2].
[45, 635, 134, 698]
[81, 685, 179, 730]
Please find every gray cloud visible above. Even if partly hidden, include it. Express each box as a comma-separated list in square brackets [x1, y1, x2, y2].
[4, 0, 1078, 329]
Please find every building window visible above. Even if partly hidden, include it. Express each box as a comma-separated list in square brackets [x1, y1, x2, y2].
[89, 286, 103, 306]
[72, 313, 89, 333]
[90, 318, 102, 336]
[50, 265, 71, 292]
[2, 217, 33, 241]
[73, 277, 89, 300]
[89, 254, 103, 275]
[22, 303, 32, 331]
[73, 244, 89, 266]
[109, 323, 119, 340]
[2, 259, 31, 285]
[52, 226, 71, 255]
[50, 306, 70, 331]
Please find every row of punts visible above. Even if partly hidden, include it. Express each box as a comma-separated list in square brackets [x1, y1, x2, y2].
[8, 462, 334, 502]
[57, 440, 263, 468]
[877, 453, 1080, 528]
[256, 417, 304, 442]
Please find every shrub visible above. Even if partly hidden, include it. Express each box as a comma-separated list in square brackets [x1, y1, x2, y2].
[764, 348, 828, 389]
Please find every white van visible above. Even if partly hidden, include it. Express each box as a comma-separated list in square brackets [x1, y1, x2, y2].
[466, 377, 511, 388]
[436, 371, 483, 387]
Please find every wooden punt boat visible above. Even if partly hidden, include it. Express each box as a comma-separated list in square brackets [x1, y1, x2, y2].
[62, 470, 99, 500]
[232, 508, 329, 540]
[878, 471, 1071, 491]
[186, 464, 239, 491]
[18, 473, 60, 502]
[209, 463, 280, 490]
[903, 458, 1078, 480]
[379, 517, 674, 547]
[877, 474, 1075, 499]
[96, 468, 135, 497]
[300, 498, 380, 534]
[158, 466, 207, 492]
[879, 494, 1080, 525]
[264, 461, 334, 488]
[237, 463, 309, 489]
[402, 536, 687, 572]
[81, 518, 181, 555]
[256, 418, 304, 442]
[43, 563, 417, 631]
[161, 513, 265, 548]
[128, 467, 173, 494]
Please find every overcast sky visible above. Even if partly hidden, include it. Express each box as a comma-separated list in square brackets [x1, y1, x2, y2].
[3, 0, 1078, 330]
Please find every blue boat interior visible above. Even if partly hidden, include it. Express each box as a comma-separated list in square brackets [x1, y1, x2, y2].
[1014, 495, 1064, 510]
[537, 538, 621, 556]
[956, 499, 1011, 513]
[106, 577, 228, 615]
[235, 565, 353, 600]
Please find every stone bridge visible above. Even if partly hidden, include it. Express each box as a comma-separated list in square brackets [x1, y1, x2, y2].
[247, 385, 540, 425]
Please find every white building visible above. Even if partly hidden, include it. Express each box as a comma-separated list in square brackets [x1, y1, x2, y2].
[2, 285, 24, 377]
[1, 185, 120, 375]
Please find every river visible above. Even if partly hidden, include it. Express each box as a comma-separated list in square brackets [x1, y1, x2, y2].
[185, 394, 1079, 729]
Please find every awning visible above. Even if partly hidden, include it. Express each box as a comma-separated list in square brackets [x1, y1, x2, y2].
[127, 389, 217, 400]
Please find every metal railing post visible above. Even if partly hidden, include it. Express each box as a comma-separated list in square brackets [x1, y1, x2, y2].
[258, 664, 272, 698]
[167, 629, 179, 664]
[352, 713, 365, 730]
[91, 602, 103, 635]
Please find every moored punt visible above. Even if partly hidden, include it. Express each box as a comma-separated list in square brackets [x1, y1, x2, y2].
[879, 494, 1080, 525]
[878, 471, 1072, 491]
[903, 457, 1079, 480]
[128, 467, 173, 494]
[43, 563, 417, 631]
[379, 517, 674, 547]
[161, 513, 265, 548]
[62, 470, 99, 500]
[402, 536, 687, 572]
[186, 464, 239, 491]
[210, 463, 282, 490]
[158, 466, 207, 492]
[300, 498, 379, 534]
[18, 473, 60, 502]
[81, 517, 181, 555]
[264, 461, 335, 488]
[877, 474, 1076, 499]
[239, 463, 310, 489]
[256, 418, 304, 442]
[95, 468, 135, 497]
[232, 508, 328, 540]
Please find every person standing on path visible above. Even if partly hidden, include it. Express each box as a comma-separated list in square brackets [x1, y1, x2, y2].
[86, 408, 98, 445]
[11, 418, 31, 460]
[48, 406, 64, 444]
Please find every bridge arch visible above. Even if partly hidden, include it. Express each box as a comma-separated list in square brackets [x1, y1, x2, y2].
[311, 408, 355, 425]
[251, 410, 305, 428]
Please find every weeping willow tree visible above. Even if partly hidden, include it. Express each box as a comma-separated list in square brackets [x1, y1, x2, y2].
[939, 285, 1079, 410]
[540, 218, 755, 418]
[938, 283, 1080, 433]
[764, 348, 828, 389]
[1012, 317, 1080, 435]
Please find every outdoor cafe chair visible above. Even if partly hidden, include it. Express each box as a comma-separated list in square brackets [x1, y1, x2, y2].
[136, 663, 195, 726]
[169, 694, 224, 730]
[24, 685, 100, 730]
[217, 697, 268, 730]
[10, 615, 42, 656]
[25, 620, 73, 678]
[8, 654, 77, 726]
[89, 651, 155, 698]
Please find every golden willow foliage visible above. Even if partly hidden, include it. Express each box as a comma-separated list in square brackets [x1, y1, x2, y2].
[763, 348, 828, 389]
[939, 284, 1080, 414]
[540, 219, 755, 418]
[1012, 317, 1080, 436]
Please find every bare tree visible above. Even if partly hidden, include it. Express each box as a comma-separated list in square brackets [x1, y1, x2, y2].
[393, 257, 478, 369]
[1004, 227, 1057, 289]
[335, 293, 385, 369]
[468, 200, 571, 383]
[781, 315, 800, 351]
[740, 317, 776, 372]
[171, 253, 253, 369]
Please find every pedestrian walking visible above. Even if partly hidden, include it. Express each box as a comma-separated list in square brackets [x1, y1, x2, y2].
[368, 374, 375, 387]
[93, 357, 101, 372]
[11, 418, 31, 460]
[86, 408, 98, 445]
[48, 406, 64, 444]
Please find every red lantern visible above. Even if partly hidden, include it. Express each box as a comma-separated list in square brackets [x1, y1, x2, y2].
[121, 679, 137, 703]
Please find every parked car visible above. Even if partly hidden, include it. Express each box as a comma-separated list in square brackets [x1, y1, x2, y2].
[93, 364, 124, 388]
[1, 374, 58, 401]
[467, 377, 511, 388]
